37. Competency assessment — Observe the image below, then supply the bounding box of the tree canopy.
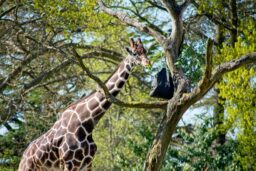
[0,0,255,170]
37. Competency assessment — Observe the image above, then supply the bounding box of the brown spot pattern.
[18,54,138,171]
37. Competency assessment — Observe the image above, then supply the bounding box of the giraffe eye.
[132,53,139,59]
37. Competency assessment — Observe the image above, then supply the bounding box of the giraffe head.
[126,38,151,67]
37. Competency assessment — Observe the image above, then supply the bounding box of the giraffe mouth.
[141,58,151,68]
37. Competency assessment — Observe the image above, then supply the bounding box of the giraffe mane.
[66,59,126,110]
[103,59,126,84]
[66,90,96,109]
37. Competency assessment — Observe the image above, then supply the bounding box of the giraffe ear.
[125,47,133,55]
[136,38,142,45]
[130,38,135,48]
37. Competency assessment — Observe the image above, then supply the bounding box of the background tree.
[0,0,255,170]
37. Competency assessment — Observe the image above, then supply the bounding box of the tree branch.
[144,51,256,170]
[73,48,167,109]
[98,0,165,44]
[0,5,17,19]
[67,44,123,62]
[191,51,256,105]
[23,74,83,94]
[145,0,167,12]
[190,0,233,31]
[23,60,72,90]
[229,0,238,46]
[160,0,179,18]
[0,54,38,93]
[180,0,191,13]
[158,0,186,75]
[204,39,213,79]
[211,52,256,81]
[23,50,121,91]
[110,2,164,36]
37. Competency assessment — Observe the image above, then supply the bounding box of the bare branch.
[23,50,120,91]
[180,0,191,12]
[145,0,167,12]
[157,0,185,76]
[16,31,29,53]
[192,52,256,104]
[67,44,123,62]
[144,52,256,170]
[23,74,82,94]
[113,1,164,36]
[73,48,167,109]
[98,0,165,44]
[160,0,179,19]
[190,0,233,31]
[229,0,238,45]
[211,52,256,81]
[0,5,17,19]
[204,39,213,79]
[0,54,37,93]
[73,48,111,96]
[23,60,72,90]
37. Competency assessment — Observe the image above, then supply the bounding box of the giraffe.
[18,38,150,171]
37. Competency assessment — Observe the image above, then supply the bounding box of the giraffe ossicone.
[18,38,150,171]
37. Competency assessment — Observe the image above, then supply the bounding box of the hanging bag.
[150,68,174,99]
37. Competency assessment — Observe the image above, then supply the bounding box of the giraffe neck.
[92,58,134,124]
[105,58,133,97]
[70,57,134,128]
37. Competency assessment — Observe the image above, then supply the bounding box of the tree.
[163,114,242,171]
[0,0,131,169]
[0,0,161,170]
[98,0,256,170]
[0,0,255,170]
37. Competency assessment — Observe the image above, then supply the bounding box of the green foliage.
[176,43,204,86]
[0,125,27,170]
[215,18,256,170]
[32,0,127,46]
[1,0,255,170]
[163,115,242,171]
[92,75,160,170]
[197,0,226,16]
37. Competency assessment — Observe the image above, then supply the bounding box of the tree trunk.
[213,89,226,145]
[98,1,256,170]
[143,80,195,171]
[143,98,189,171]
